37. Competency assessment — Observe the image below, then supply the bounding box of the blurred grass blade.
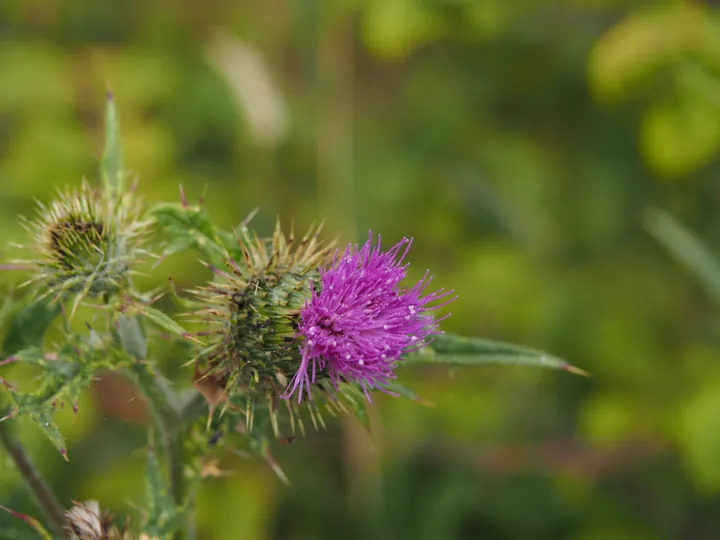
[101,91,124,193]
[645,207,720,306]
[405,333,587,375]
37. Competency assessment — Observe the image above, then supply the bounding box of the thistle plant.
[0,94,586,540]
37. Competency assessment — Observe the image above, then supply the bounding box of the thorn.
[179,184,189,208]
[0,377,17,392]
[199,183,208,206]
[60,448,69,462]
[181,332,203,345]
[0,408,18,422]
[242,208,259,227]
[151,253,167,271]
[563,364,591,377]
[263,447,289,485]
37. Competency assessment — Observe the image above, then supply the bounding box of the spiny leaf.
[150,202,229,267]
[1,343,119,456]
[101,91,124,193]
[644,207,720,307]
[405,333,588,375]
[27,409,67,459]
[132,304,193,341]
[118,314,148,360]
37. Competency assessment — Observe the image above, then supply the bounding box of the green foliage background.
[3,0,720,538]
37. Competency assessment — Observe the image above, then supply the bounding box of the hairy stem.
[130,362,188,540]
[0,420,68,538]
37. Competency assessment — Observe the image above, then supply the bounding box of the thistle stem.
[0,420,68,538]
[129,362,188,540]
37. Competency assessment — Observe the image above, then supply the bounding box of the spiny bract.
[16,181,148,305]
[192,221,342,435]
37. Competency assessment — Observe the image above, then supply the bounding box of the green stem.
[0,421,68,538]
[129,362,187,540]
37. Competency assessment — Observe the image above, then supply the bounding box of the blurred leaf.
[405,333,587,375]
[101,91,125,193]
[679,379,720,492]
[644,207,720,307]
[579,393,636,447]
[361,0,444,60]
[589,4,717,101]
[2,296,59,356]
[0,43,73,115]
[640,96,720,178]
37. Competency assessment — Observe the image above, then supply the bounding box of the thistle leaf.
[404,333,588,375]
[100,91,124,193]
[1,341,121,456]
[132,305,192,341]
[150,202,229,267]
[118,314,148,360]
[2,296,60,356]
[644,207,720,307]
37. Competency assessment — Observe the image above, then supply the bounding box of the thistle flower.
[192,221,334,432]
[194,224,454,436]
[15,181,147,305]
[287,233,455,401]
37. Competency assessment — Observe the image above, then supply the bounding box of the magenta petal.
[285,232,455,402]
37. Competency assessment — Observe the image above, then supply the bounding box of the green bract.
[16,181,148,306]
[191,222,337,433]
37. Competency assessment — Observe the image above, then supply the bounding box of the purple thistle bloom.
[286,233,455,402]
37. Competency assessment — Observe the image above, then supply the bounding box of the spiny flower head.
[287,233,455,401]
[192,221,335,432]
[16,181,148,303]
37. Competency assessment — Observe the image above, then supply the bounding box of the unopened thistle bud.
[16,181,147,304]
[193,224,454,435]
[65,500,128,540]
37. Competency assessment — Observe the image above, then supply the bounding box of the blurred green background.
[4,0,720,538]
